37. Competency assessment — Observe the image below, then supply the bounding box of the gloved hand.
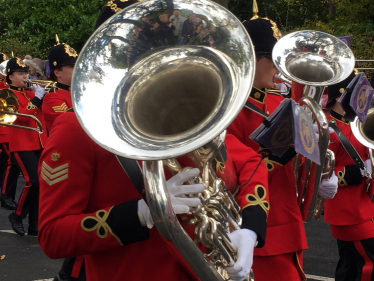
[137,199,154,229]
[318,172,338,199]
[137,168,204,229]
[312,123,335,141]
[225,229,257,281]
[32,84,46,99]
[166,168,204,214]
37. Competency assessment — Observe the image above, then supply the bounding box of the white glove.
[137,168,204,229]
[166,168,204,214]
[318,172,338,199]
[137,199,154,229]
[312,124,335,141]
[225,229,257,281]
[32,84,46,99]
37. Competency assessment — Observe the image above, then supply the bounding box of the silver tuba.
[351,98,374,188]
[71,0,256,280]
[272,30,355,221]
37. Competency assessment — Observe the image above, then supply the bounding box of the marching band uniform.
[0,52,21,210]
[227,17,307,281]
[324,75,374,281]
[6,58,47,236]
[38,110,269,281]
[43,43,77,133]
[39,2,269,280]
[43,43,84,281]
[43,82,73,133]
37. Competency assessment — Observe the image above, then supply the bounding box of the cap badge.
[53,61,57,66]
[16,58,26,68]
[339,88,345,93]
[64,44,78,58]
[51,152,61,161]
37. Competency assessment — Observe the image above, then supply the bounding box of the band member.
[42,43,78,133]
[324,72,374,281]
[6,58,47,236]
[0,52,20,210]
[37,108,268,281]
[227,16,337,280]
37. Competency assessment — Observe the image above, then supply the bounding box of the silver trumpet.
[71,0,256,280]
[272,30,355,221]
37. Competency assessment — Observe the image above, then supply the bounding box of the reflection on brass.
[71,1,257,280]
[0,89,43,133]
[273,30,354,222]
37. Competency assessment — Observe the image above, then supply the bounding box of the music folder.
[338,72,374,123]
[250,99,320,165]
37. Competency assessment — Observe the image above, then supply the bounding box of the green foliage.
[228,0,329,32]
[228,0,374,78]
[0,0,104,59]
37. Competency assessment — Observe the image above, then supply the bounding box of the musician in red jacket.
[0,52,21,210]
[5,58,47,236]
[324,73,374,281]
[42,43,77,133]
[38,109,269,281]
[227,16,337,280]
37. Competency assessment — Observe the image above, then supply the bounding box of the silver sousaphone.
[272,30,355,221]
[71,0,255,280]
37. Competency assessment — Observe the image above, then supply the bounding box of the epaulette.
[48,86,56,93]
[331,109,349,124]
[249,88,266,104]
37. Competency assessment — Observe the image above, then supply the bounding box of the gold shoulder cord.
[106,0,129,13]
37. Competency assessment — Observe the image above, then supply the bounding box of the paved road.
[0,177,339,281]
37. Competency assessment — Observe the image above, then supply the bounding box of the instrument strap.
[328,121,365,170]
[245,101,269,118]
[66,108,147,200]
[116,156,147,202]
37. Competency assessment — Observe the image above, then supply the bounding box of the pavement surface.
[0,177,340,281]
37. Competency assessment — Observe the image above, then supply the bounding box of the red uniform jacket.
[0,79,10,143]
[227,88,308,256]
[8,85,47,152]
[38,112,269,281]
[42,82,73,133]
[324,110,374,241]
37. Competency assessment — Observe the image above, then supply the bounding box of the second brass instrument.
[272,30,355,221]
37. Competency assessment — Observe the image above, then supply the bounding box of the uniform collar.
[9,84,24,92]
[331,109,349,124]
[56,82,71,91]
[249,87,266,104]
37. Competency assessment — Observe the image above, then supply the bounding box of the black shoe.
[0,195,17,210]
[8,212,25,236]
[28,225,38,236]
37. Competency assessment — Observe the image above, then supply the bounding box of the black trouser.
[13,150,42,225]
[336,238,374,281]
[1,143,21,200]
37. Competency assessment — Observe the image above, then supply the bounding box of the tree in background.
[0,0,103,59]
[229,0,374,77]
[0,0,373,77]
